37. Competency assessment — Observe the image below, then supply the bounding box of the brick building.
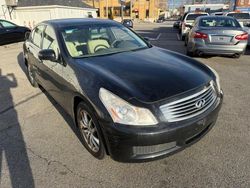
[84,0,167,21]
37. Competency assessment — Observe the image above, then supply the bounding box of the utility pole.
[120,0,125,21]
[106,0,109,18]
[130,0,133,19]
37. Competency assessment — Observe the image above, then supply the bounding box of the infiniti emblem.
[195,99,206,109]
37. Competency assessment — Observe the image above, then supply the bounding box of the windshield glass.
[227,13,250,19]
[186,14,208,21]
[61,24,148,58]
[199,17,241,27]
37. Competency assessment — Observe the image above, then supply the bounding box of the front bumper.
[100,92,223,162]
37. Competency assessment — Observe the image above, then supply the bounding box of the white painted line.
[148,33,162,41]
[177,33,180,41]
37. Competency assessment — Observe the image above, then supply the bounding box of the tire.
[27,63,38,87]
[232,54,241,59]
[186,48,195,57]
[184,37,188,46]
[76,102,105,159]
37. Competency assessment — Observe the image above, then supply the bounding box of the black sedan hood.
[76,47,213,103]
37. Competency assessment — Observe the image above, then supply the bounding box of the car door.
[39,25,65,105]
[27,25,46,85]
[0,20,22,44]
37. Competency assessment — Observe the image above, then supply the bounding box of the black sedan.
[0,19,30,45]
[173,20,181,29]
[121,19,133,28]
[23,18,223,162]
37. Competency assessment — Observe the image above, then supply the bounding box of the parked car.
[0,19,30,45]
[225,12,250,45]
[186,16,248,58]
[180,11,209,40]
[156,17,165,23]
[23,18,223,162]
[210,12,224,16]
[121,19,133,28]
[173,20,181,29]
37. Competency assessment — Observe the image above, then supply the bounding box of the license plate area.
[211,36,232,44]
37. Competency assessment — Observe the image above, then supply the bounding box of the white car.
[180,12,209,41]
[225,12,250,45]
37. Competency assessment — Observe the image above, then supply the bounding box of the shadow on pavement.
[17,52,83,150]
[0,69,35,187]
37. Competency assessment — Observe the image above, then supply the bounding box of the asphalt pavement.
[0,23,249,188]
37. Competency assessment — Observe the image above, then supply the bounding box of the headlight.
[207,65,221,92]
[99,88,158,126]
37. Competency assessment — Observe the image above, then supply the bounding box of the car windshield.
[61,24,148,58]
[186,14,207,21]
[199,17,241,27]
[227,13,250,19]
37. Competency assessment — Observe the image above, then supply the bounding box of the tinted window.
[227,13,250,19]
[42,25,58,52]
[199,17,241,27]
[0,20,16,28]
[186,14,208,21]
[32,25,45,47]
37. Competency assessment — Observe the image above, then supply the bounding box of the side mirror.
[25,31,30,40]
[144,37,150,42]
[38,49,56,62]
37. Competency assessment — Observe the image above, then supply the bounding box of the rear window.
[199,17,241,27]
[227,13,250,19]
[186,14,208,21]
[215,13,223,16]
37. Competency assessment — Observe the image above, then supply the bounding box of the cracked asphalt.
[0,23,250,188]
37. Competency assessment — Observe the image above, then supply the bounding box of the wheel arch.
[72,94,110,155]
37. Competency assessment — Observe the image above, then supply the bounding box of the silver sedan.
[186,16,248,58]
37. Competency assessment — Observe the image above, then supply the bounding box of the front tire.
[76,102,105,159]
[27,63,38,87]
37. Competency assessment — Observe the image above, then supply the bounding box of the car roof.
[43,18,119,28]
[225,12,250,15]
[186,12,208,15]
[197,15,236,20]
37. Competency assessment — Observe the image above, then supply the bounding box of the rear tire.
[27,63,38,88]
[232,54,241,59]
[184,37,188,46]
[186,45,195,57]
[76,102,105,159]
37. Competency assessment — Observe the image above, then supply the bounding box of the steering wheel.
[111,39,123,48]
[94,44,109,53]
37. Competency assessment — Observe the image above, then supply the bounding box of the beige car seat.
[87,39,110,54]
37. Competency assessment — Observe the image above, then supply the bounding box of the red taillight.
[235,33,249,41]
[193,32,208,39]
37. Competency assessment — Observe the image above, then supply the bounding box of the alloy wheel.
[78,110,100,153]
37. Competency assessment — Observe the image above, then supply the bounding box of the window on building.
[146,9,149,18]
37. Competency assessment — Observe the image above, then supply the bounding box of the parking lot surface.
[0,23,250,188]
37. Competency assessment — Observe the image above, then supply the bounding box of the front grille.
[160,82,218,122]
[133,142,176,155]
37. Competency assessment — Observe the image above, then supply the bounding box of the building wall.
[2,6,97,28]
[85,0,166,21]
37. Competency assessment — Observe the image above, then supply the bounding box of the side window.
[42,25,58,52]
[0,20,16,28]
[32,25,45,48]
